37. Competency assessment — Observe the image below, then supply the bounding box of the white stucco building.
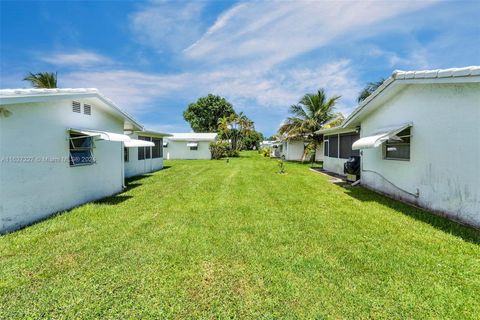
[0,88,151,233]
[279,139,324,162]
[323,66,480,227]
[124,131,172,178]
[164,133,217,160]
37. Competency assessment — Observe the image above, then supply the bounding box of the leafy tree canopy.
[23,72,58,88]
[183,94,236,132]
[357,78,385,103]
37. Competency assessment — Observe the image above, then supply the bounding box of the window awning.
[163,142,168,147]
[70,129,130,142]
[352,123,412,150]
[186,142,198,147]
[124,139,155,148]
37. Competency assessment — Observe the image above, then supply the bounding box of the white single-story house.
[164,133,217,160]
[322,66,480,228]
[279,139,324,162]
[318,127,360,175]
[0,88,152,233]
[124,130,172,178]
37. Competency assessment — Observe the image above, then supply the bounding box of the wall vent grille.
[84,104,91,115]
[72,101,81,113]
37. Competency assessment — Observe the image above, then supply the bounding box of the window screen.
[124,147,129,162]
[152,138,163,158]
[385,128,411,160]
[339,133,360,159]
[328,135,338,158]
[138,137,145,160]
[324,140,329,156]
[69,133,95,166]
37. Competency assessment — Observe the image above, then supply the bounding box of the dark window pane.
[124,147,129,162]
[339,133,360,159]
[328,135,338,158]
[324,141,329,156]
[138,136,145,160]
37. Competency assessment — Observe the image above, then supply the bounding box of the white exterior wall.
[281,140,324,161]
[323,157,347,175]
[0,100,125,233]
[165,140,212,160]
[124,133,164,178]
[360,83,480,227]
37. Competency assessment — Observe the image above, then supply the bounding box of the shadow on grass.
[94,195,133,205]
[343,186,480,245]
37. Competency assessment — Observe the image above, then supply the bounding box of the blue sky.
[1,0,479,136]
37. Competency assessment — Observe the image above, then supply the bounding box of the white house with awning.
[0,88,150,233]
[323,66,480,228]
[124,130,172,178]
[164,133,217,160]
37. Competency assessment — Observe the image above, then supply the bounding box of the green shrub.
[226,149,240,157]
[260,147,272,157]
[209,141,230,159]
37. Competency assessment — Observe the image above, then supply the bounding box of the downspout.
[121,143,126,189]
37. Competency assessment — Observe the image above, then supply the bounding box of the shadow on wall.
[343,186,480,245]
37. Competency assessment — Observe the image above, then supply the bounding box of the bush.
[209,141,230,159]
[260,147,272,157]
[226,149,240,157]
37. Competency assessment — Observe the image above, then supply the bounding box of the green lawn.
[1,152,479,319]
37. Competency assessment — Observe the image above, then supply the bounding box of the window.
[69,133,95,166]
[190,146,198,151]
[83,104,91,115]
[328,135,338,158]
[124,147,129,162]
[384,128,411,160]
[152,138,163,158]
[324,139,329,156]
[138,136,152,160]
[72,101,81,113]
[339,133,360,159]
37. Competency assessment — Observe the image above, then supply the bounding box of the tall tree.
[23,72,58,88]
[279,89,341,160]
[183,94,235,132]
[357,78,384,103]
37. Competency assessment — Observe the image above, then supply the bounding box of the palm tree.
[357,78,384,103]
[279,89,341,161]
[23,72,58,88]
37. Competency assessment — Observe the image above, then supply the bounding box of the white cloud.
[42,51,112,66]
[61,59,360,122]
[184,1,437,68]
[130,1,207,52]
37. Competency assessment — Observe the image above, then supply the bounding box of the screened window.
[384,128,411,160]
[190,146,198,151]
[339,133,360,159]
[152,138,163,158]
[69,133,95,166]
[324,139,329,156]
[328,135,338,158]
[137,136,152,160]
[124,147,129,162]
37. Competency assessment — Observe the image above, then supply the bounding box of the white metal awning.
[352,123,412,150]
[124,139,155,148]
[163,142,168,147]
[186,142,198,147]
[70,129,131,142]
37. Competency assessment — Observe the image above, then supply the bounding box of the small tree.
[23,72,58,88]
[183,94,235,132]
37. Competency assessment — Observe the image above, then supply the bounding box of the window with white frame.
[384,128,411,160]
[152,138,163,158]
[69,133,95,166]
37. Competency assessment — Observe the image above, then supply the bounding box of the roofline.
[0,88,144,131]
[317,126,359,135]
[342,66,480,128]
[135,130,172,138]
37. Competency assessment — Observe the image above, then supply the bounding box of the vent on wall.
[84,104,91,115]
[72,101,81,113]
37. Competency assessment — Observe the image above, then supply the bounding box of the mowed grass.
[1,152,479,319]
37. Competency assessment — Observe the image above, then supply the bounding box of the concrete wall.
[124,133,164,178]
[323,157,347,175]
[359,82,480,227]
[281,140,323,161]
[0,99,126,233]
[165,140,212,160]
